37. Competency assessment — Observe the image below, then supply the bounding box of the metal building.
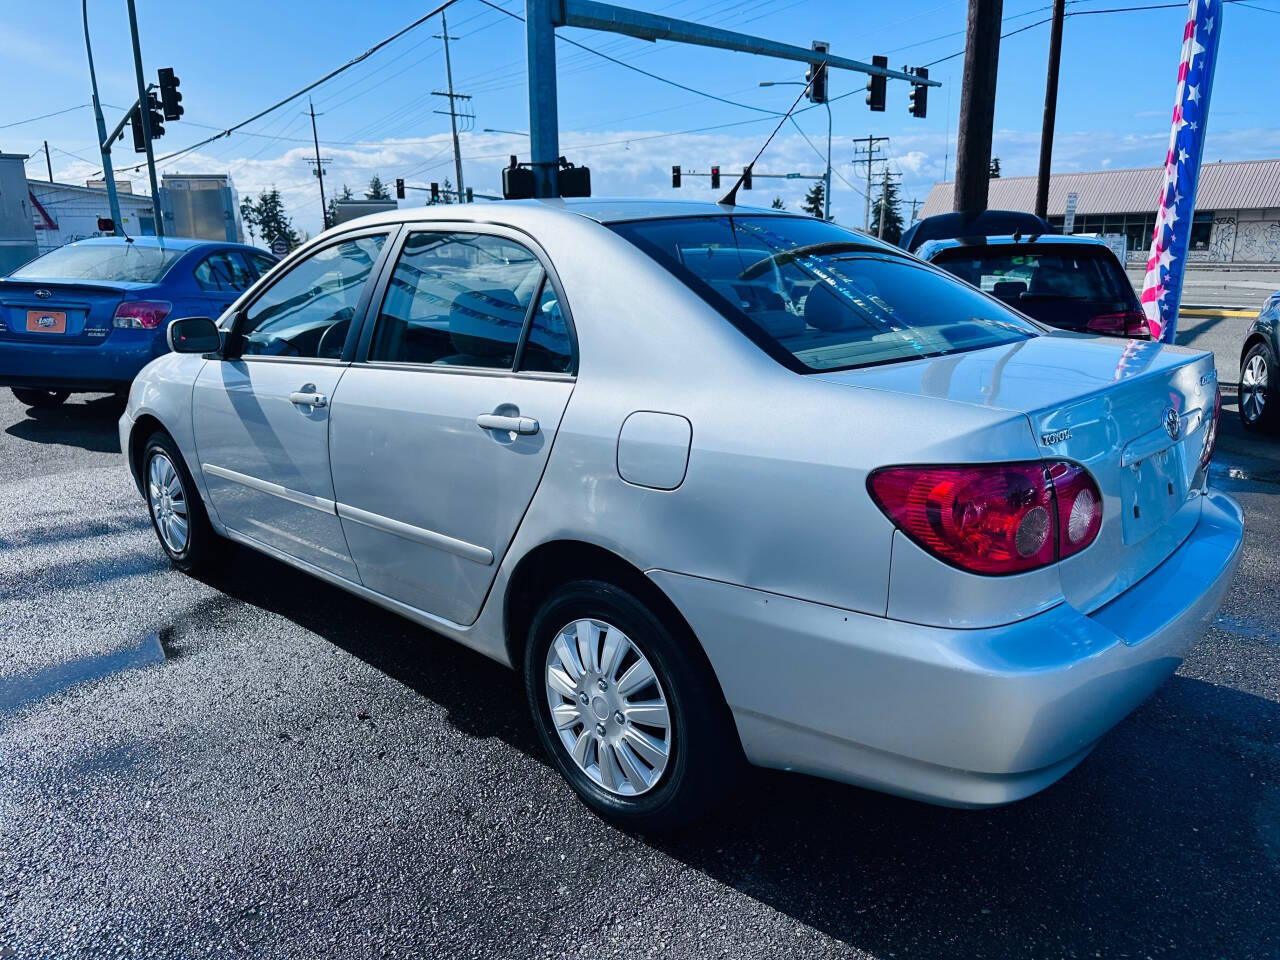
[0,154,39,275]
[158,174,244,242]
[920,158,1280,264]
[28,180,156,254]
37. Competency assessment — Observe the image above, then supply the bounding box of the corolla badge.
[1163,406,1181,441]
[34,288,51,299]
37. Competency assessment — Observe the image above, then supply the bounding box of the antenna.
[719,62,824,208]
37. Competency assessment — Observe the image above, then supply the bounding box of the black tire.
[1239,340,1279,434]
[12,388,69,409]
[141,430,218,573]
[524,579,742,832]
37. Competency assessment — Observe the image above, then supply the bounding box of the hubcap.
[147,451,189,555]
[544,618,672,797]
[1242,353,1268,422]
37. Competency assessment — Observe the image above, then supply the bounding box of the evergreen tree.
[366,174,391,200]
[239,197,257,244]
[248,188,299,251]
[325,183,355,228]
[989,157,1002,178]
[871,177,905,245]
[771,196,785,210]
[801,181,825,219]
[441,178,456,205]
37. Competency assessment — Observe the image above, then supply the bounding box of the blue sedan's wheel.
[11,388,69,409]
[142,431,218,573]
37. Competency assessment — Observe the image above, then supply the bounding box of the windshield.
[611,216,1037,373]
[10,243,185,283]
[931,245,1135,305]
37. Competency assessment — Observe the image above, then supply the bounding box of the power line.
[0,103,88,130]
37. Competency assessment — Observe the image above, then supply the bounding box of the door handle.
[289,391,328,408]
[476,413,539,435]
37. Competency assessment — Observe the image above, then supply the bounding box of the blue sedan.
[0,236,275,408]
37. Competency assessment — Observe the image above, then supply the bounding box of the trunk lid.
[820,332,1217,614]
[0,279,146,346]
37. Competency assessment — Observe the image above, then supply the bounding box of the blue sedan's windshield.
[11,243,185,283]
[611,215,1038,372]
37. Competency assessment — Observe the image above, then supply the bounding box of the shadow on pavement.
[197,543,1280,959]
[4,394,125,454]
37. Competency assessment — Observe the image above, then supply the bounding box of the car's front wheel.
[1239,341,1278,433]
[524,580,741,832]
[11,388,69,409]
[142,431,218,573]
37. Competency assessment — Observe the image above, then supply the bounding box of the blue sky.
[3,0,1277,236]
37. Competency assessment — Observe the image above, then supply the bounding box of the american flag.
[1139,0,1223,343]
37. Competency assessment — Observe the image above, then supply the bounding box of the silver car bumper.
[649,488,1244,807]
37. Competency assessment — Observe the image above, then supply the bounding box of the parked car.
[898,208,1054,254]
[916,234,1150,339]
[0,235,276,408]
[1239,289,1280,433]
[121,200,1241,830]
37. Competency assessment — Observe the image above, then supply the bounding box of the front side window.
[612,216,1037,373]
[195,251,254,292]
[248,252,278,278]
[238,234,386,359]
[370,232,544,370]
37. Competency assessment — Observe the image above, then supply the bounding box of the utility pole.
[308,99,329,229]
[909,197,922,222]
[852,135,888,231]
[953,0,1003,216]
[125,0,163,236]
[876,168,901,239]
[1034,0,1066,219]
[82,0,122,235]
[436,9,467,202]
[43,141,53,183]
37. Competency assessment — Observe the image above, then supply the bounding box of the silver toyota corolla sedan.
[120,199,1243,830]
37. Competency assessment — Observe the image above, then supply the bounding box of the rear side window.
[932,246,1135,306]
[194,251,254,292]
[248,252,278,278]
[369,232,545,370]
[612,216,1037,373]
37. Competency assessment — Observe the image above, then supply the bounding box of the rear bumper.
[649,488,1244,807]
[0,334,161,392]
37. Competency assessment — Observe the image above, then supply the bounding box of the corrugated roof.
[919,158,1280,218]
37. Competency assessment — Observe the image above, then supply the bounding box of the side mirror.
[167,316,222,354]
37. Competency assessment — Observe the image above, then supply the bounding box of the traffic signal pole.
[82,0,123,236]
[1034,0,1066,219]
[953,0,1003,216]
[125,0,163,236]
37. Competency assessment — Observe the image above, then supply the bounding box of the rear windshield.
[610,216,1037,373]
[931,245,1135,306]
[10,243,184,283]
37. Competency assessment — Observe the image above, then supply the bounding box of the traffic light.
[130,107,145,153]
[672,165,681,188]
[908,66,929,118]
[710,165,720,189]
[742,167,752,190]
[866,55,887,112]
[806,41,829,104]
[147,92,165,140]
[430,181,440,203]
[157,67,183,121]
[395,178,405,200]
[465,187,473,202]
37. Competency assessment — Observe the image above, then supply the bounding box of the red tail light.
[1200,385,1222,470]
[113,300,172,330]
[868,461,1103,576]
[1087,311,1149,339]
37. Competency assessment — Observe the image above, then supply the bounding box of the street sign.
[1063,191,1078,235]
[785,173,803,179]
[270,238,289,256]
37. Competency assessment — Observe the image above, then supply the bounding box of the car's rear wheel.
[1239,341,1278,433]
[524,580,740,832]
[142,431,218,573]
[11,388,69,409]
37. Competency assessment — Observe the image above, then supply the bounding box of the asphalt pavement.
[2,388,1279,960]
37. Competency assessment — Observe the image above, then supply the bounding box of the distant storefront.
[920,158,1280,265]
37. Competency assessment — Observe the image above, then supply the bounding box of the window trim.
[225,225,400,363]
[351,221,578,378]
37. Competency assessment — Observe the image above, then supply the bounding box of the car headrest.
[803,283,850,331]
[449,288,523,357]
[992,280,1027,299]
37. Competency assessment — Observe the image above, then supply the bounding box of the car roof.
[899,209,1055,253]
[917,233,1110,261]
[64,235,271,257]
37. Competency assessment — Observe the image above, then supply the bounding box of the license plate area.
[1120,442,1191,545]
[26,309,67,334]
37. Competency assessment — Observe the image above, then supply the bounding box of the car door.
[192,229,395,580]
[327,228,576,625]
[193,249,257,319]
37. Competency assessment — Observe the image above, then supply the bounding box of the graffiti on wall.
[1206,216,1236,263]
[1234,220,1280,263]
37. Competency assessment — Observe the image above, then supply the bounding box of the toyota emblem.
[1163,406,1181,441]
